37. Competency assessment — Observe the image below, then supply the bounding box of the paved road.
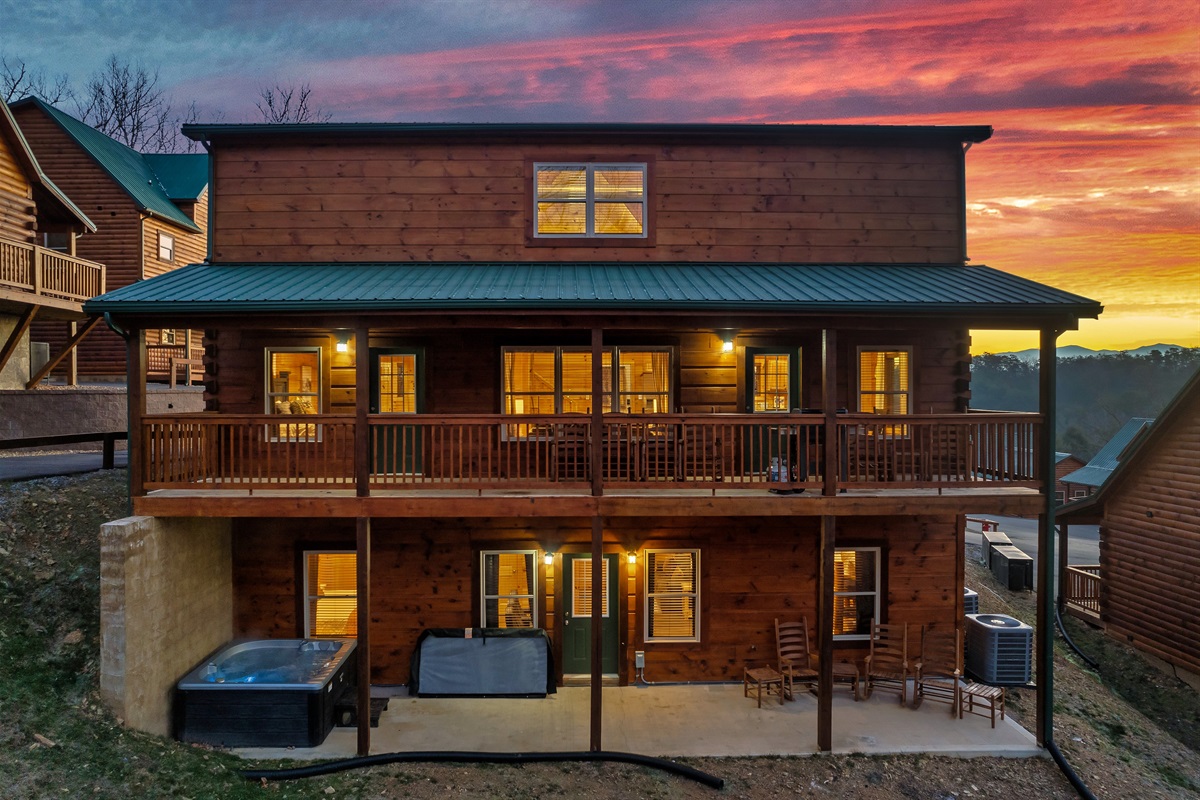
[966,514,1100,592]
[0,450,128,482]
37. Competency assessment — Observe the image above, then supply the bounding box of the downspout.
[1039,329,1099,800]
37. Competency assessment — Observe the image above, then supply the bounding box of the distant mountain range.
[992,344,1190,363]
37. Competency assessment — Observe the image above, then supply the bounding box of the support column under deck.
[356,516,371,756]
[1036,328,1059,747]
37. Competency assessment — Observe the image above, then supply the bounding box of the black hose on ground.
[1046,739,1099,800]
[1054,604,1100,670]
[242,750,725,789]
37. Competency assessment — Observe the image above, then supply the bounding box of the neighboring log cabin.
[9,97,207,384]
[1059,370,1199,681]
[0,100,102,389]
[85,122,1103,749]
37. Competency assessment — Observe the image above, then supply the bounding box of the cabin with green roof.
[0,100,102,389]
[9,97,207,384]
[85,121,1101,752]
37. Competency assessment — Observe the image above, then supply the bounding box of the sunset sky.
[3,0,1196,354]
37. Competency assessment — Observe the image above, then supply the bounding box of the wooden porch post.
[126,327,145,499]
[67,321,78,386]
[355,322,370,497]
[821,329,838,497]
[356,516,371,756]
[589,327,604,751]
[1057,521,1069,614]
[817,515,835,752]
[1036,327,1060,747]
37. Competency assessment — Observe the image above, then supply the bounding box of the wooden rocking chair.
[864,620,910,705]
[912,626,961,714]
[775,618,818,700]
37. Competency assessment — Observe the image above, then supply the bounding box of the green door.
[745,349,801,480]
[561,553,619,676]
[370,349,422,474]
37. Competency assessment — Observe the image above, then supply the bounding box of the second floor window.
[158,232,175,262]
[858,348,910,416]
[502,347,671,416]
[534,163,646,237]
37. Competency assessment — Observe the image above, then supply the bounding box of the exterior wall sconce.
[544,552,554,566]
[720,330,737,352]
[627,552,637,565]
[335,334,350,354]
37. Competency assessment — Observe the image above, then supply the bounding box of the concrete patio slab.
[236,682,1040,762]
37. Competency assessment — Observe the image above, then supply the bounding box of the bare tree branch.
[1,55,73,104]
[255,82,332,123]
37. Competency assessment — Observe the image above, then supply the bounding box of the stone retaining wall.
[100,516,232,736]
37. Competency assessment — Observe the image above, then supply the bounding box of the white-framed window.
[534,163,647,237]
[303,551,357,638]
[266,347,321,440]
[833,547,880,640]
[161,329,178,346]
[481,550,537,629]
[42,231,71,252]
[645,549,699,642]
[1056,490,1067,504]
[158,231,175,262]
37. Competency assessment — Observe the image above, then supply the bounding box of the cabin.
[1053,452,1086,504]
[9,97,207,385]
[0,100,103,390]
[1059,371,1199,682]
[85,122,1102,748]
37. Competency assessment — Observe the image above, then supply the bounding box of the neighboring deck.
[0,237,105,315]
[132,411,1045,517]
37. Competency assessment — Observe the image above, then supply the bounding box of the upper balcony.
[132,410,1044,518]
[0,237,105,307]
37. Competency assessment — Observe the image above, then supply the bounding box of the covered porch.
[238,683,1038,760]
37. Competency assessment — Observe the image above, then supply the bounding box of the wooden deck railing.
[138,411,1043,494]
[1063,565,1102,621]
[0,238,105,302]
[147,343,204,384]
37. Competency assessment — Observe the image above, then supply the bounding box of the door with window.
[561,553,619,676]
[745,349,802,480]
[370,349,422,474]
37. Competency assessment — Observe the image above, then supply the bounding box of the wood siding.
[210,141,965,264]
[206,327,967,419]
[232,514,958,684]
[0,128,36,244]
[13,104,208,378]
[1100,390,1200,674]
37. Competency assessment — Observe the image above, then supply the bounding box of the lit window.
[645,549,699,641]
[534,163,646,237]
[266,347,320,440]
[858,349,910,415]
[481,551,537,628]
[503,347,670,417]
[752,353,793,412]
[833,547,880,640]
[161,329,178,346]
[158,232,175,262]
[304,551,356,638]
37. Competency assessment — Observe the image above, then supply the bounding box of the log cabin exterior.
[1059,370,1199,679]
[0,100,103,389]
[9,97,207,384]
[86,122,1102,750]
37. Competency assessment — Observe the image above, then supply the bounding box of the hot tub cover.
[409,628,556,697]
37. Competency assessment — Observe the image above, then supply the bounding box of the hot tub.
[175,639,357,747]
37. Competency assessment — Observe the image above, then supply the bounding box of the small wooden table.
[743,666,785,707]
[834,661,861,701]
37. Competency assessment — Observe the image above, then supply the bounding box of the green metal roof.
[1060,417,1155,488]
[183,121,992,147]
[12,98,202,233]
[142,153,208,201]
[85,262,1102,319]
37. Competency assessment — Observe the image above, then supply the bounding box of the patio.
[236,683,1040,761]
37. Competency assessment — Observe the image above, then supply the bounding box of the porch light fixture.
[720,330,737,352]
[543,552,554,566]
[335,334,350,354]
[627,552,637,565]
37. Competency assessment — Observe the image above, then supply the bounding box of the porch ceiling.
[84,262,1102,323]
